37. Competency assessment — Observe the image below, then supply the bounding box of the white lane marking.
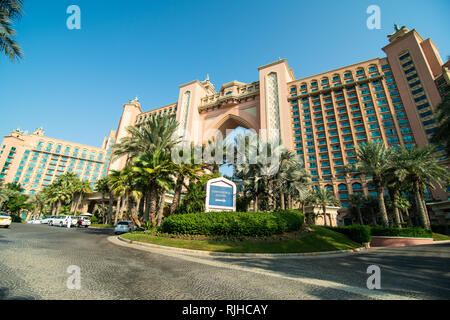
[108,236,416,300]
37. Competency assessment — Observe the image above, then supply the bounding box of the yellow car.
[0,212,12,228]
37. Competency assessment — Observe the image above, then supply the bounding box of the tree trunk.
[421,198,431,228]
[356,206,363,225]
[322,205,328,226]
[56,201,62,216]
[76,193,83,214]
[169,175,183,215]
[114,196,121,226]
[280,193,285,210]
[149,192,157,227]
[414,181,430,229]
[287,194,292,210]
[156,192,166,226]
[144,192,151,222]
[390,189,401,228]
[370,208,377,225]
[120,194,128,220]
[107,192,113,224]
[254,180,259,212]
[128,195,141,228]
[376,183,389,227]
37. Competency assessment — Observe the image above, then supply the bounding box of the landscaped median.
[119,210,363,254]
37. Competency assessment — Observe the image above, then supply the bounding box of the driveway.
[0,223,449,300]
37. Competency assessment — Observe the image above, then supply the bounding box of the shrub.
[161,210,305,237]
[370,226,432,238]
[431,224,449,235]
[324,225,372,244]
[11,214,22,223]
[90,216,98,224]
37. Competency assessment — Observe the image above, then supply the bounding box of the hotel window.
[385,129,395,136]
[419,110,433,118]
[403,135,413,142]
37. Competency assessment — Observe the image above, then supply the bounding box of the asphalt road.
[0,223,449,300]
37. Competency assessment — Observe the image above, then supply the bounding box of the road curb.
[115,235,366,258]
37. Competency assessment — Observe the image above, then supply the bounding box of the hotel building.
[0,127,115,194]
[110,26,450,211]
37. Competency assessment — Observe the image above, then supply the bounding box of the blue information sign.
[209,185,234,207]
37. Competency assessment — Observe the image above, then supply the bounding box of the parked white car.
[74,216,91,228]
[0,212,12,228]
[27,218,42,224]
[52,215,77,227]
[40,216,52,224]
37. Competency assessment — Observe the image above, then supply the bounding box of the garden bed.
[121,226,361,254]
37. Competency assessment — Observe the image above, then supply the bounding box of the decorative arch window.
[338,184,348,191]
[352,182,362,190]
[356,68,365,76]
[310,80,318,88]
[325,185,334,192]
[344,71,353,79]
[368,65,378,73]
[332,74,340,82]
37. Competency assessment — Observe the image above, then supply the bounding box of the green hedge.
[160,210,305,237]
[370,226,432,238]
[324,225,372,244]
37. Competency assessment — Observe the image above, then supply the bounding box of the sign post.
[205,177,236,212]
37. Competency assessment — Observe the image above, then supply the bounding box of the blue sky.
[0,0,449,147]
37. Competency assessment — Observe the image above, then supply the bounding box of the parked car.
[0,212,12,228]
[40,216,52,224]
[52,215,77,227]
[114,221,135,234]
[75,216,91,228]
[47,216,57,226]
[27,218,42,224]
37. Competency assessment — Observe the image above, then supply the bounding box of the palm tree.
[349,141,391,227]
[0,0,23,61]
[25,192,46,221]
[0,188,9,207]
[96,177,113,224]
[391,145,450,230]
[309,187,340,226]
[275,149,310,210]
[349,193,365,225]
[363,194,379,225]
[112,115,179,162]
[169,154,202,216]
[131,150,174,226]
[431,85,450,154]
[71,179,92,214]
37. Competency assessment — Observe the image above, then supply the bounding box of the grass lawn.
[120,226,362,254]
[432,233,450,241]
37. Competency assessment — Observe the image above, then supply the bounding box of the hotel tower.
[110,26,450,210]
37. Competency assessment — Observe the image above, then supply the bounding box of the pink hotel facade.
[110,26,450,209]
[0,26,448,211]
